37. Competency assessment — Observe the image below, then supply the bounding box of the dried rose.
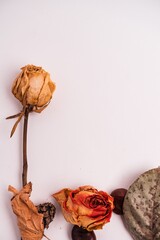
[7,64,56,137]
[52,185,114,231]
[8,182,44,240]
[12,64,56,112]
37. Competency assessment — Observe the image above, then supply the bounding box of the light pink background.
[0,1,160,239]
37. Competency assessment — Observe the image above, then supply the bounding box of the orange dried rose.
[53,185,114,231]
[8,182,44,240]
[12,64,56,112]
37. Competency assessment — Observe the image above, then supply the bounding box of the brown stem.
[21,106,33,240]
[22,106,33,187]
[22,107,29,187]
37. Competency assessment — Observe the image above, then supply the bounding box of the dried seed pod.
[123,167,160,240]
[37,202,56,229]
[72,225,96,240]
[8,182,44,240]
[111,188,127,215]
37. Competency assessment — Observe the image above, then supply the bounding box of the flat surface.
[0,1,160,239]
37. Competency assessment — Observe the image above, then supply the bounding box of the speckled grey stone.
[123,168,160,240]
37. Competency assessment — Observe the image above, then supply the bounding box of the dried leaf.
[8,182,44,240]
[9,111,24,137]
[123,167,160,240]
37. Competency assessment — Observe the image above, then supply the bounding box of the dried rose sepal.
[8,182,44,240]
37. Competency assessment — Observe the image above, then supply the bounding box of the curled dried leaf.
[8,182,44,240]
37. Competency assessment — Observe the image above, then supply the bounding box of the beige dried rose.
[7,64,56,137]
[12,64,56,112]
[8,182,44,240]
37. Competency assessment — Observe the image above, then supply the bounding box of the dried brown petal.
[8,182,44,240]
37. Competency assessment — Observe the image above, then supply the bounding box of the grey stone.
[123,168,160,240]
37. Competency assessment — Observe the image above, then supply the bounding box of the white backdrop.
[0,1,160,239]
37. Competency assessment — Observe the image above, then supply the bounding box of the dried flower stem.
[22,105,33,187]
[21,106,32,239]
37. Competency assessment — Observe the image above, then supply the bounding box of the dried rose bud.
[12,64,56,112]
[7,64,56,137]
